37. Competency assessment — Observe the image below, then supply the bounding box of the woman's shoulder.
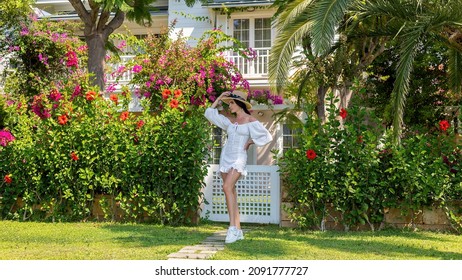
[248,116,257,122]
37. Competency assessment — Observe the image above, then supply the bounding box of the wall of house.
[249,107,279,166]
[117,18,168,37]
[168,0,214,45]
[126,0,169,35]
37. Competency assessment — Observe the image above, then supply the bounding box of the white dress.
[205,108,273,177]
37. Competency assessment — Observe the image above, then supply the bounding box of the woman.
[204,91,273,243]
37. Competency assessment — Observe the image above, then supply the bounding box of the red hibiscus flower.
[109,94,118,104]
[136,120,145,129]
[57,114,68,125]
[70,152,79,161]
[120,111,129,121]
[439,120,450,131]
[4,174,12,184]
[174,89,182,98]
[162,89,172,99]
[86,90,97,101]
[339,108,348,119]
[170,99,179,109]
[306,149,317,160]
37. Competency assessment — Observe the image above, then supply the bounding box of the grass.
[212,225,462,260]
[0,221,221,260]
[1,221,461,260]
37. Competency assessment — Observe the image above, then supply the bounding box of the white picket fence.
[201,164,280,224]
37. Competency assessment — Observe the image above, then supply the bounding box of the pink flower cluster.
[30,89,63,119]
[133,65,143,73]
[31,94,51,119]
[66,50,78,68]
[0,130,15,147]
[249,90,283,105]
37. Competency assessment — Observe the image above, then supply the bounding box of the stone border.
[168,229,249,260]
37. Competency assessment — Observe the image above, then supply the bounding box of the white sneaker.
[225,227,239,244]
[237,229,244,241]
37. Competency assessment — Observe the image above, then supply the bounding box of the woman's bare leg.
[221,169,241,229]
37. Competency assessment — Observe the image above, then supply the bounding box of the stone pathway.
[167,229,248,260]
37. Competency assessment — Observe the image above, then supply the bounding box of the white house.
[32,0,300,225]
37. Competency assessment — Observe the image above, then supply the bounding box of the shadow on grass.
[99,223,220,247]
[219,227,462,260]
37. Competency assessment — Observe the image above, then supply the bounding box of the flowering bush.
[0,17,85,100]
[112,27,252,112]
[279,92,462,231]
[249,89,283,105]
[0,21,216,224]
[1,73,209,224]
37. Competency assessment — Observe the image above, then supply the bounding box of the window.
[231,17,272,75]
[232,18,271,49]
[282,124,301,154]
[233,19,250,48]
[254,18,272,48]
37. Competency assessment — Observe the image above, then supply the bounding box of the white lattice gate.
[201,164,280,224]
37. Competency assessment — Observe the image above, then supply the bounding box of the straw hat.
[221,90,252,109]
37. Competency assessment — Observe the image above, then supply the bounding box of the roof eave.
[202,1,274,8]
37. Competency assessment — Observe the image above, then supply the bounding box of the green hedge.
[0,19,256,225]
[278,93,462,231]
[0,85,209,224]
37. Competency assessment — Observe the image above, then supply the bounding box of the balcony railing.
[106,56,135,84]
[106,47,270,85]
[226,47,270,78]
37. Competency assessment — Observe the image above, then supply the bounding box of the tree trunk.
[316,86,327,123]
[86,34,107,90]
[69,1,126,90]
[337,81,353,109]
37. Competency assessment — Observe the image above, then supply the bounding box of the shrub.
[0,71,210,224]
[0,20,255,225]
[112,27,252,113]
[279,92,462,231]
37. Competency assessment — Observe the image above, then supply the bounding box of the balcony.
[106,56,135,84]
[106,47,270,85]
[226,47,270,78]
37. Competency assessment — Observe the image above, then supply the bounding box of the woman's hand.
[220,92,230,100]
[244,140,254,151]
[211,91,230,108]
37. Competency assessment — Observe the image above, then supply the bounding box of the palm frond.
[390,24,424,146]
[354,0,418,22]
[296,69,313,105]
[272,107,305,127]
[269,18,314,93]
[274,0,315,31]
[310,0,354,56]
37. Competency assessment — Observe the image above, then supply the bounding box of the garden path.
[167,229,249,260]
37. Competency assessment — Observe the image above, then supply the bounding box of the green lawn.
[1,221,461,260]
[0,221,221,260]
[213,225,462,260]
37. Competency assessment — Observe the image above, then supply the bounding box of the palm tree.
[270,0,462,145]
[270,0,387,122]
[69,0,157,90]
